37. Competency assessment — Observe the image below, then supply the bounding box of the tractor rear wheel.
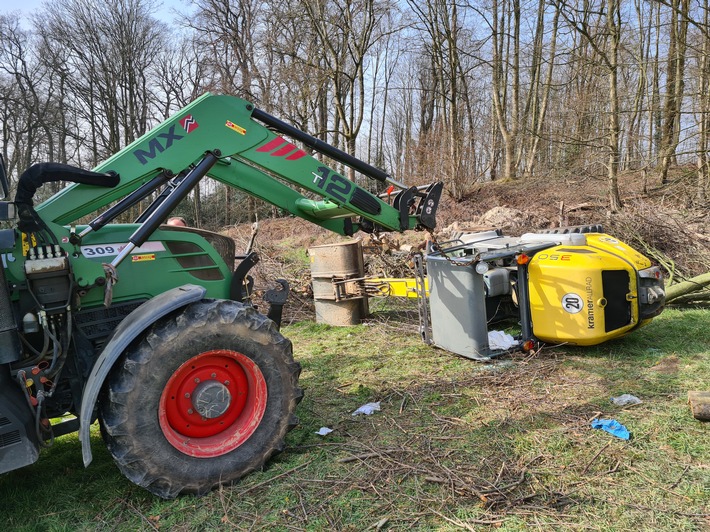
[98,299,302,499]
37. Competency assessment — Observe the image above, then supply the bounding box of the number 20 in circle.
[561,293,583,314]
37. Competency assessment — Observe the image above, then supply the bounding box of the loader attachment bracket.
[264,279,290,329]
[230,252,259,303]
[393,187,416,231]
[416,181,443,230]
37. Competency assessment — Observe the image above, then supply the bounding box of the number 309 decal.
[81,241,166,258]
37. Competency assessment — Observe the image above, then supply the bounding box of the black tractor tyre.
[98,299,302,499]
[539,224,603,234]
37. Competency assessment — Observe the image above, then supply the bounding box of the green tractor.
[0,93,442,498]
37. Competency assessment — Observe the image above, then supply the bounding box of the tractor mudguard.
[79,284,206,467]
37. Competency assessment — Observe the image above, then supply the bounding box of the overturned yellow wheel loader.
[372,226,665,360]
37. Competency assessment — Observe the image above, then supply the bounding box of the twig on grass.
[624,463,692,501]
[429,507,508,528]
[217,484,238,528]
[669,465,690,490]
[338,451,387,463]
[581,442,610,474]
[125,500,159,532]
[238,460,314,495]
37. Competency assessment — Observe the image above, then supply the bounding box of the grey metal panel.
[426,255,491,360]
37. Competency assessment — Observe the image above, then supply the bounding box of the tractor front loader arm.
[35,93,442,236]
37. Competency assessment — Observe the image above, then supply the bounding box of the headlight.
[639,266,663,280]
[638,266,665,318]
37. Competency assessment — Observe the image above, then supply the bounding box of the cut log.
[688,391,710,421]
[665,272,710,302]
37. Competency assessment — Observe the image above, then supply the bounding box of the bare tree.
[557,0,623,210]
[621,0,652,172]
[691,0,710,203]
[522,0,560,178]
[300,0,394,181]
[185,0,266,101]
[39,0,165,163]
[489,0,521,181]
[0,15,59,176]
[659,0,690,185]
[406,0,477,197]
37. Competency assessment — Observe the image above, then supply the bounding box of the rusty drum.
[308,241,368,325]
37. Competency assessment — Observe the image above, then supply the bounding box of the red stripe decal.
[256,137,287,152]
[272,143,297,157]
[286,150,307,161]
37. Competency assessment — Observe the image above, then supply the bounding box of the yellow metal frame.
[365,278,429,298]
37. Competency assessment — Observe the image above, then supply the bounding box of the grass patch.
[1,307,708,530]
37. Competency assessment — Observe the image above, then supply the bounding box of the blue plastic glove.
[591,418,630,440]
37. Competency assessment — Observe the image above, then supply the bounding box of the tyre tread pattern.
[99,300,302,498]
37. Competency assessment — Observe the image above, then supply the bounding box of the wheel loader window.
[602,270,632,332]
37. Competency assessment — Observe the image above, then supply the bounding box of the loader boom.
[36,93,442,235]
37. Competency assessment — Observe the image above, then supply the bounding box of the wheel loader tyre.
[98,299,302,499]
[539,224,603,234]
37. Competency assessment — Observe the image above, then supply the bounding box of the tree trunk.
[659,0,689,185]
[606,0,622,211]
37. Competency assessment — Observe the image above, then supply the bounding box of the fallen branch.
[581,442,610,475]
[668,292,710,306]
[338,452,384,463]
[429,508,507,529]
[665,272,710,302]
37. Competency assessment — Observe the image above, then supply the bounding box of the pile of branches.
[605,201,710,306]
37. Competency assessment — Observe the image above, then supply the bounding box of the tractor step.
[0,368,39,474]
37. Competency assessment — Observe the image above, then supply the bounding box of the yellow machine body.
[528,234,653,345]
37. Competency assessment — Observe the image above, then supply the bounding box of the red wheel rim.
[159,349,267,457]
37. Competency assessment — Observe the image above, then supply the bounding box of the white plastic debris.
[488,330,516,350]
[351,402,381,416]
[610,394,642,406]
[315,427,334,436]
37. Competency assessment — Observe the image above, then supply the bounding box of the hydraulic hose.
[14,163,119,206]
[14,163,119,235]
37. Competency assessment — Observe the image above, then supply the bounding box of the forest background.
[2,0,710,224]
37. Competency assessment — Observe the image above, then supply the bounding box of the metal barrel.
[308,241,367,326]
